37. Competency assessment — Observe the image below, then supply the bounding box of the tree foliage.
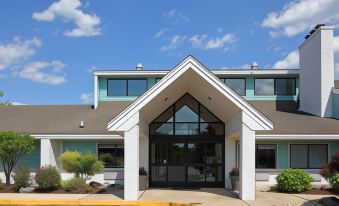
[0,131,35,184]
[59,151,103,178]
[0,91,11,105]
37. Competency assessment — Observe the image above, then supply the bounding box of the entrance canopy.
[107,56,273,132]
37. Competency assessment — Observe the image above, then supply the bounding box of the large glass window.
[150,93,224,136]
[255,79,274,95]
[224,78,246,96]
[256,144,276,169]
[290,144,328,169]
[107,79,147,96]
[275,79,296,95]
[98,144,124,168]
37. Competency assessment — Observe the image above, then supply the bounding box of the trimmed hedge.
[276,168,313,193]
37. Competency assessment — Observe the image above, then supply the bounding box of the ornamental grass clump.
[276,168,313,193]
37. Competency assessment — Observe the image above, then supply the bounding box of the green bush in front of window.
[276,168,313,193]
[329,173,339,191]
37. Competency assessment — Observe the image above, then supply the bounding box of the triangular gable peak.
[107,56,273,131]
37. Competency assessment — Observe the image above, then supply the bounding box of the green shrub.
[34,165,61,191]
[59,177,86,192]
[12,166,31,190]
[0,179,4,190]
[59,151,104,178]
[329,173,339,191]
[276,169,313,193]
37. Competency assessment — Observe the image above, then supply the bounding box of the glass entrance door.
[150,141,224,187]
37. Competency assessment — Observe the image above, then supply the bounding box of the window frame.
[106,78,147,97]
[254,78,296,96]
[289,144,328,169]
[98,144,124,168]
[223,78,246,96]
[255,144,277,169]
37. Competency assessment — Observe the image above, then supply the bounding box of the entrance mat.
[0,200,194,206]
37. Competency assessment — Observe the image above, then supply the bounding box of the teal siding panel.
[330,143,339,156]
[277,142,289,169]
[63,141,97,154]
[147,78,156,89]
[332,93,339,119]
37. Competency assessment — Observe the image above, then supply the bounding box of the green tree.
[0,91,11,105]
[0,131,35,184]
[59,151,103,178]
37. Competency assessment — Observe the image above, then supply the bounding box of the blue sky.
[0,0,338,105]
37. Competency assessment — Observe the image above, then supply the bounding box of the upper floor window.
[255,78,296,96]
[107,79,147,96]
[275,78,296,95]
[255,79,274,95]
[223,78,246,96]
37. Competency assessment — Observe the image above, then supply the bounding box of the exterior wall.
[332,92,339,119]
[299,26,334,117]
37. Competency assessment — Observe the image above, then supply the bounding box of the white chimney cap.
[80,121,84,128]
[251,62,259,69]
[136,63,143,70]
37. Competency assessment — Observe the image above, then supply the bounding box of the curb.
[0,200,194,206]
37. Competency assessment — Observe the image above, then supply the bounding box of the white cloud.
[11,101,26,105]
[163,9,189,22]
[262,0,339,37]
[80,92,93,104]
[335,62,339,72]
[189,33,235,50]
[0,37,41,70]
[32,0,101,37]
[15,61,66,85]
[160,35,186,52]
[220,64,251,70]
[154,28,170,39]
[272,50,299,69]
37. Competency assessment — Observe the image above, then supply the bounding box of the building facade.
[1,25,339,200]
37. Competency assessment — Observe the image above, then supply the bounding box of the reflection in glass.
[151,143,167,164]
[175,123,199,135]
[225,79,246,96]
[255,79,274,95]
[187,144,204,163]
[152,166,166,181]
[205,166,217,182]
[107,80,126,96]
[168,143,185,163]
[127,79,147,96]
[275,79,295,95]
[188,166,205,182]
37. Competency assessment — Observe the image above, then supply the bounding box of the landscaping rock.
[89,181,102,187]
[19,186,35,193]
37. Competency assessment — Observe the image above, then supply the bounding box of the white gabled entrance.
[107,56,273,200]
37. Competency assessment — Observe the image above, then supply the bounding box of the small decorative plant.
[12,165,31,191]
[276,168,312,193]
[329,173,339,191]
[320,152,339,191]
[35,165,61,191]
[139,167,147,175]
[229,167,239,176]
[229,167,239,191]
[59,177,86,192]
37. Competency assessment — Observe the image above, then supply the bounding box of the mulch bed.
[300,188,339,196]
[0,184,105,194]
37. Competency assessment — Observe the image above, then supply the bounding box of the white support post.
[225,136,236,189]
[239,123,256,200]
[124,124,140,200]
[40,139,52,167]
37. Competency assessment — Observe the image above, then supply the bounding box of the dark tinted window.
[98,144,124,168]
[256,144,276,169]
[255,79,274,95]
[290,144,328,169]
[275,79,296,95]
[225,79,246,96]
[107,80,126,96]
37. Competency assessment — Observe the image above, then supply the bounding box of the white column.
[40,139,60,167]
[124,124,140,200]
[239,123,256,200]
[225,136,236,189]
